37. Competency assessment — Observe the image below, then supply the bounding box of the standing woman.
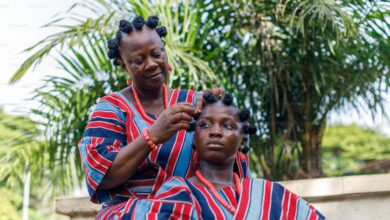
[78,15,249,218]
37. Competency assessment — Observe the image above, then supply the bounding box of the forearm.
[99,135,152,189]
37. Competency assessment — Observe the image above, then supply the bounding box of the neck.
[198,161,234,186]
[132,83,164,101]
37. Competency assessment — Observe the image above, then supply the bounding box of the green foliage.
[0,110,60,219]
[205,0,390,179]
[0,188,21,220]
[322,125,390,176]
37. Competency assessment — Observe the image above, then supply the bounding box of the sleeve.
[78,97,127,203]
[153,177,194,203]
[273,182,326,220]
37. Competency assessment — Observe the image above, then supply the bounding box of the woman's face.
[195,102,244,166]
[119,27,169,90]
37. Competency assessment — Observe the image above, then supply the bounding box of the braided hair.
[107,15,168,66]
[188,93,257,154]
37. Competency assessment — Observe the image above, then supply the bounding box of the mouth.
[146,72,162,79]
[205,141,224,150]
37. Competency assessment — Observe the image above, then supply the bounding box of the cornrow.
[107,15,167,66]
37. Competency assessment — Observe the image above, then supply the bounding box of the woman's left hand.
[195,85,225,113]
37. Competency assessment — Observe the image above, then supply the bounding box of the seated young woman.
[149,93,326,220]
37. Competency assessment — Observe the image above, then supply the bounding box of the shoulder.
[90,92,130,118]
[251,178,326,219]
[97,92,126,109]
[170,88,199,104]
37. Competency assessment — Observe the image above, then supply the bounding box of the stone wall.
[56,173,390,219]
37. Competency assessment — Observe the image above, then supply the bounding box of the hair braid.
[107,15,167,66]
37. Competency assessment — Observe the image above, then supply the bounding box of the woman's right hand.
[148,102,195,144]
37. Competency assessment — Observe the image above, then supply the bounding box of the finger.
[171,112,193,123]
[195,93,204,113]
[218,88,225,98]
[173,122,191,131]
[172,103,196,115]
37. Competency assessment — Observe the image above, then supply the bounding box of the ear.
[118,59,127,70]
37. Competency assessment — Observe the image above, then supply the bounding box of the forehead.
[120,27,163,51]
[200,102,239,120]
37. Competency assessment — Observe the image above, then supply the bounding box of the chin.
[199,152,230,166]
[146,77,165,88]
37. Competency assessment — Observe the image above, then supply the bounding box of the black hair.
[188,92,257,154]
[107,15,168,66]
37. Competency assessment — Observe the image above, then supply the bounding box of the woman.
[78,15,249,219]
[149,93,326,220]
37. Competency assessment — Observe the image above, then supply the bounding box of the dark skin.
[100,27,224,189]
[188,102,246,189]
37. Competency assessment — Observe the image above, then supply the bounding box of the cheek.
[226,133,242,147]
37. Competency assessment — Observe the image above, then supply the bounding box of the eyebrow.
[200,115,237,121]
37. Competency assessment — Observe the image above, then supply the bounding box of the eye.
[223,122,236,130]
[152,51,161,58]
[223,123,233,130]
[198,121,211,129]
[132,57,144,65]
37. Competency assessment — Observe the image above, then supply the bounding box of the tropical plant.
[205,0,390,179]
[0,109,63,219]
[322,125,390,176]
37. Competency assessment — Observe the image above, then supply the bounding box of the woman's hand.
[195,85,225,113]
[148,102,195,144]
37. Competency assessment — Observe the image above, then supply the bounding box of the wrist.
[148,127,160,144]
[143,128,159,149]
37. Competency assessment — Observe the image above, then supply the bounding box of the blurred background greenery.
[1,0,390,219]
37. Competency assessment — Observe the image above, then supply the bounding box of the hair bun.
[119,20,132,33]
[156,26,167,37]
[222,93,234,106]
[240,146,250,154]
[132,16,145,30]
[107,39,119,49]
[107,49,120,59]
[238,109,250,122]
[244,124,257,134]
[146,15,159,28]
[203,92,218,104]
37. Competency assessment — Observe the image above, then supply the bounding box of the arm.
[99,102,196,189]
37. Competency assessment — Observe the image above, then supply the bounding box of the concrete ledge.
[279,173,390,202]
[56,197,100,218]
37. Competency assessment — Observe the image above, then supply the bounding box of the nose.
[209,125,222,137]
[145,56,158,71]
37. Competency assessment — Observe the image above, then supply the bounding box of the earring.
[168,64,173,72]
[127,79,131,86]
